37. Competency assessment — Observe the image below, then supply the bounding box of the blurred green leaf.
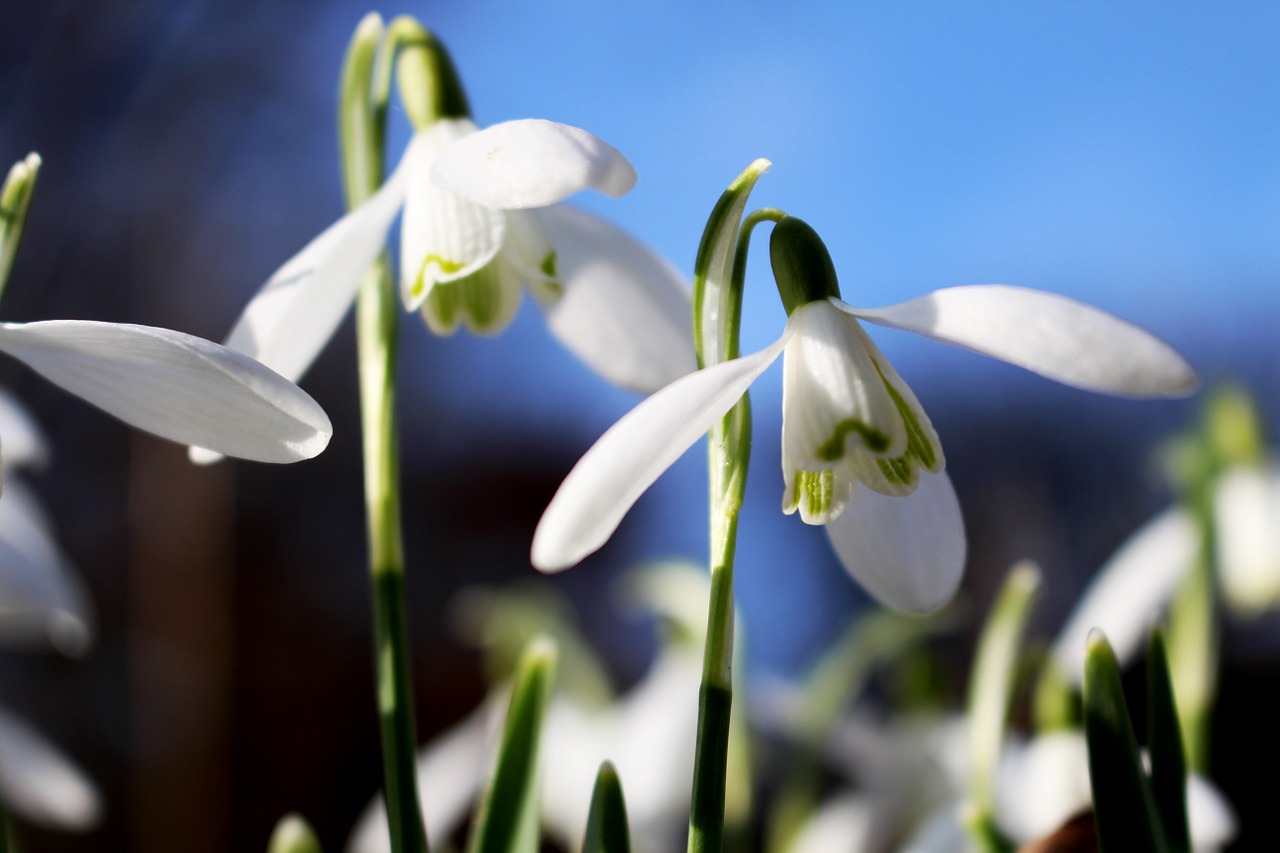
[467,637,557,853]
[1147,630,1190,853]
[583,761,631,853]
[1083,630,1165,853]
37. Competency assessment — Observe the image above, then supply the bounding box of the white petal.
[401,121,508,311]
[782,302,907,473]
[1052,507,1197,684]
[0,321,332,463]
[532,337,788,572]
[787,791,877,853]
[823,470,966,613]
[0,387,49,470]
[1213,464,1280,615]
[0,478,93,655]
[0,707,101,830]
[844,285,1198,397]
[221,139,411,384]
[536,205,695,393]
[995,732,1092,842]
[431,119,636,209]
[1187,772,1238,849]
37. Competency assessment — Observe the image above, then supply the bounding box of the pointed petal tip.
[431,119,637,209]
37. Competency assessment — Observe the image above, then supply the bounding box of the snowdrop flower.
[0,154,332,467]
[211,117,694,414]
[533,215,1196,613]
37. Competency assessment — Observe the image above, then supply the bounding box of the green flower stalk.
[339,14,429,853]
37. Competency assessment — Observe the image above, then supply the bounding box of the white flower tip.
[48,612,92,659]
[529,522,590,575]
[431,119,637,209]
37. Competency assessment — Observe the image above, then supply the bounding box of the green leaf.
[965,562,1040,839]
[467,637,558,853]
[0,152,40,303]
[691,159,771,367]
[267,814,322,853]
[583,761,632,853]
[1083,630,1165,853]
[1147,630,1191,853]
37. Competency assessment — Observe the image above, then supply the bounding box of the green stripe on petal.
[817,419,892,460]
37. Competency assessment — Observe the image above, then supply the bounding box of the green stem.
[341,15,428,853]
[687,200,781,853]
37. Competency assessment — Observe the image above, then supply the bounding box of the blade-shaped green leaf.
[966,562,1041,825]
[1147,630,1191,853]
[583,761,631,853]
[467,637,558,853]
[1083,630,1165,853]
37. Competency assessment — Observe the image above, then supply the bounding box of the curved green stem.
[686,161,777,852]
[341,15,428,853]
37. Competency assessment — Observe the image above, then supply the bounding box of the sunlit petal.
[401,120,507,311]
[0,321,332,463]
[823,470,965,613]
[0,707,101,830]
[843,285,1197,397]
[533,337,788,572]
[431,119,636,209]
[221,139,411,384]
[0,388,49,470]
[1052,507,1197,683]
[536,205,695,393]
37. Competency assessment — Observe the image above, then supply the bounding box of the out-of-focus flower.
[211,117,694,418]
[533,215,1196,613]
[0,389,91,656]
[348,565,721,853]
[1053,460,1280,682]
[0,707,102,831]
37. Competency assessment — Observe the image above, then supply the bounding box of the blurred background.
[0,0,1278,849]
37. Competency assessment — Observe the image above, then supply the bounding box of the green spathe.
[769,216,841,315]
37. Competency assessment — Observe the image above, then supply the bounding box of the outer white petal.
[431,119,637,209]
[0,321,332,463]
[788,791,877,853]
[0,707,102,830]
[0,478,93,655]
[1052,507,1197,684]
[823,470,966,613]
[843,285,1198,397]
[1187,772,1238,850]
[995,732,1092,843]
[536,205,695,393]
[221,139,412,384]
[0,388,49,469]
[401,121,507,311]
[532,336,788,572]
[1213,464,1280,615]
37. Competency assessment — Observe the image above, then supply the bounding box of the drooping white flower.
[211,118,694,420]
[0,706,102,831]
[533,249,1196,613]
